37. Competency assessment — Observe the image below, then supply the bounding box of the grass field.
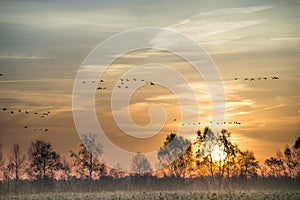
[2,190,300,200]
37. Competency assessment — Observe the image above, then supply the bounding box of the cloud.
[0,55,53,60]
[193,5,275,17]
[270,37,300,41]
[166,5,274,47]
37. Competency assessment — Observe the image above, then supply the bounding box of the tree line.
[0,127,299,192]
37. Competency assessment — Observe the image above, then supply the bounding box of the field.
[2,190,300,200]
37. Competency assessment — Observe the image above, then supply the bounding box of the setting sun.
[211,145,227,162]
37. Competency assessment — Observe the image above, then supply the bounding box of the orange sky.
[0,0,299,171]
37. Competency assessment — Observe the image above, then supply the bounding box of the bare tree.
[0,144,4,178]
[237,150,259,179]
[28,139,62,190]
[131,152,152,177]
[194,127,218,188]
[194,128,239,190]
[8,143,26,182]
[264,157,284,177]
[70,133,103,192]
[158,133,193,178]
[60,158,71,181]
[98,160,108,179]
[109,163,125,179]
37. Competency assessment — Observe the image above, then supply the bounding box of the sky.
[0,0,299,171]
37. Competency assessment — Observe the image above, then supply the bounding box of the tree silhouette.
[27,139,62,190]
[131,152,152,177]
[237,150,259,179]
[70,133,103,192]
[8,143,26,182]
[59,158,71,181]
[264,157,284,177]
[158,133,193,178]
[194,127,219,188]
[194,128,239,190]
[98,160,108,179]
[0,144,4,178]
[294,137,300,149]
[109,163,125,179]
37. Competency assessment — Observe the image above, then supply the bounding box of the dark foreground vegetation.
[3,190,300,200]
[0,128,299,198]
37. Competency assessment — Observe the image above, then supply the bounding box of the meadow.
[2,190,300,200]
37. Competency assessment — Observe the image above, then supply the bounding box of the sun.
[211,145,227,162]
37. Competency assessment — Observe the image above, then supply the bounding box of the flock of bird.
[81,76,281,92]
[81,77,156,91]
[179,121,242,126]
[1,107,50,132]
[234,76,279,81]
[1,73,281,135]
[116,77,155,89]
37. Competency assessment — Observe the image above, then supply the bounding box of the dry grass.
[2,190,300,200]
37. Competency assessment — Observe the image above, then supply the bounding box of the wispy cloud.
[194,5,274,18]
[166,5,273,47]
[270,37,300,41]
[0,55,53,60]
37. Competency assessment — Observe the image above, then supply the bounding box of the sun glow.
[211,145,227,162]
